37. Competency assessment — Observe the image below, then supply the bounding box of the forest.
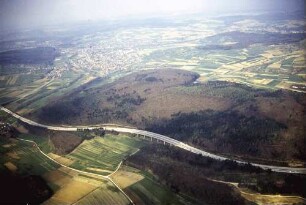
[126,144,306,203]
[147,110,286,159]
[0,47,58,65]
[200,31,306,50]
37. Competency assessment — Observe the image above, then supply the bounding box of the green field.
[0,139,59,176]
[66,134,147,175]
[76,181,130,205]
[0,137,132,205]
[112,166,196,205]
[128,176,188,205]
[19,134,55,154]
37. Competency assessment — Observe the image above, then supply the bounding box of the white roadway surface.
[1,106,306,174]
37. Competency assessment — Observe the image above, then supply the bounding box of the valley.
[0,9,305,205]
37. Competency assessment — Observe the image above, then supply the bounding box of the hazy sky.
[0,0,304,30]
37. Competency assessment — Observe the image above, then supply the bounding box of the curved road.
[1,106,306,174]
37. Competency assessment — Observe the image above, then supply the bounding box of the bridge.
[1,106,306,174]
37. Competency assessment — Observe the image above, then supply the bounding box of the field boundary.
[18,138,134,205]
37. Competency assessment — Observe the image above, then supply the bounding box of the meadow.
[66,134,146,175]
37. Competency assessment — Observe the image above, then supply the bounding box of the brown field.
[57,167,79,177]
[252,79,274,85]
[85,167,112,174]
[2,143,16,148]
[241,192,306,205]
[43,167,105,205]
[4,162,17,172]
[48,153,74,166]
[43,169,73,187]
[6,151,20,159]
[211,179,306,205]
[74,175,104,186]
[45,178,98,204]
[75,181,130,205]
[112,169,144,189]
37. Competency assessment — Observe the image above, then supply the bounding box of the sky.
[0,0,304,30]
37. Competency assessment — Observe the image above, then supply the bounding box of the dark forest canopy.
[0,47,58,65]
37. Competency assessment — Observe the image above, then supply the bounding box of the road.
[1,106,306,174]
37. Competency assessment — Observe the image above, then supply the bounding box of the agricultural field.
[198,43,306,92]
[43,168,130,205]
[112,165,195,205]
[0,121,195,205]
[0,139,59,176]
[0,9,305,205]
[18,133,55,154]
[0,136,131,205]
[75,181,130,205]
[66,134,147,175]
[0,12,305,117]
[240,191,306,205]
